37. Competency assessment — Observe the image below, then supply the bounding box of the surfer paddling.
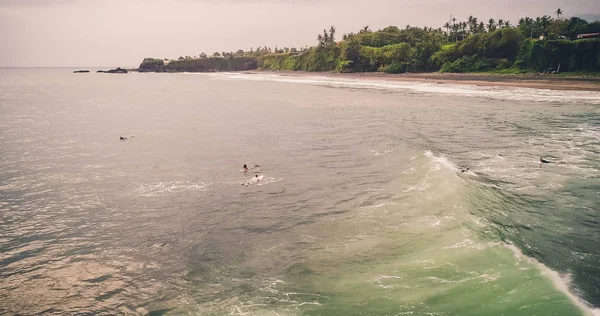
[242,164,261,173]
[240,174,263,187]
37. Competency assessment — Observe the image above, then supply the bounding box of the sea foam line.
[504,243,600,316]
[209,72,600,105]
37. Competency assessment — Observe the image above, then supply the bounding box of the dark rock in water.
[74,70,90,73]
[98,67,128,74]
[107,67,127,74]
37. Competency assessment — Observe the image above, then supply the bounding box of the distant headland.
[138,57,258,73]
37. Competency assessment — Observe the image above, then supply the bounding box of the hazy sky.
[1,0,598,67]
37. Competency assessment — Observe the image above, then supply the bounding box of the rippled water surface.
[1,69,599,315]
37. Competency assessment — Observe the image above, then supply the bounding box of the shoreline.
[250,70,600,92]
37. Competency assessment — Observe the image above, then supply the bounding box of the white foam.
[424,150,459,172]
[504,243,600,316]
[361,202,397,209]
[374,275,407,289]
[401,167,416,174]
[257,176,283,186]
[370,149,394,156]
[208,73,600,105]
[134,181,211,197]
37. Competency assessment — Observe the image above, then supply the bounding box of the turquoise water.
[0,69,599,315]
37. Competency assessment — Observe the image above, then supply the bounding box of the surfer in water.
[243,164,249,173]
[240,174,262,187]
[540,157,565,167]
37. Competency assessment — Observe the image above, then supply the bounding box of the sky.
[0,0,599,67]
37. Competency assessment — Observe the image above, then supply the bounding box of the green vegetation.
[139,10,600,75]
[139,57,257,72]
[514,38,600,72]
[258,25,445,73]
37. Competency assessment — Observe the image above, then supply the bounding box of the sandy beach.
[255,71,600,92]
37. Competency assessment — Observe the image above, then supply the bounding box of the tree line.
[141,9,600,74]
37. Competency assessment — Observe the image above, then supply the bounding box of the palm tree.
[443,21,451,40]
[525,17,534,26]
[498,19,504,28]
[519,17,535,37]
[467,15,474,34]
[466,16,479,34]
[504,21,511,28]
[329,26,336,43]
[444,21,451,34]
[478,22,485,33]
[472,17,478,33]
[488,18,496,32]
[539,15,551,31]
[451,17,457,41]
[555,8,563,20]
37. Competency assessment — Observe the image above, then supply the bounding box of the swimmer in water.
[243,164,248,172]
[540,157,552,164]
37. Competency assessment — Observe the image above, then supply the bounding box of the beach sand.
[253,71,600,92]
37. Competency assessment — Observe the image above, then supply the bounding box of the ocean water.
[0,68,599,315]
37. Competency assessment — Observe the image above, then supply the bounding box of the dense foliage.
[258,26,445,73]
[140,10,600,74]
[515,39,600,72]
[139,57,257,72]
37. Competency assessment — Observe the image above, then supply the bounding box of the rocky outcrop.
[73,70,90,73]
[97,67,128,74]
